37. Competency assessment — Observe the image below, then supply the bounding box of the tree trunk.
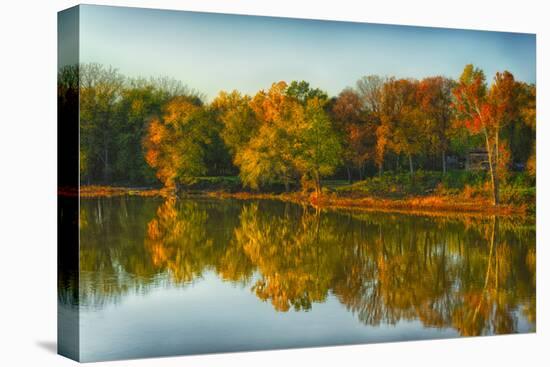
[103,146,109,183]
[396,155,400,172]
[102,129,110,184]
[495,126,500,203]
[315,171,321,197]
[483,130,499,205]
[346,166,352,184]
[442,150,447,174]
[408,154,414,177]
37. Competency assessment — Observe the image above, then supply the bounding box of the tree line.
[59,63,536,204]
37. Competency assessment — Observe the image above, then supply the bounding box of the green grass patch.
[332,170,534,205]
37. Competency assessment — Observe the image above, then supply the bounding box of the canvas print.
[58,4,536,362]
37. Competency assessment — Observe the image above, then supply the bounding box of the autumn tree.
[331,88,370,181]
[381,78,424,177]
[416,76,455,173]
[143,96,214,188]
[356,75,386,176]
[211,90,259,157]
[506,82,536,176]
[234,81,305,190]
[231,81,341,193]
[78,63,206,185]
[452,65,521,205]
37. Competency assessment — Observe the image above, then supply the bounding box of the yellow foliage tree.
[143,96,211,188]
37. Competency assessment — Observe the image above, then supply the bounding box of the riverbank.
[77,185,172,198]
[208,191,527,216]
[75,185,530,217]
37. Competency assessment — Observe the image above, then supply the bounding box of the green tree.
[58,64,80,187]
[113,80,162,184]
[286,80,328,104]
[79,63,124,183]
[297,97,342,196]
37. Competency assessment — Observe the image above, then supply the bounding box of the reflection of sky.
[79,271,459,362]
[70,5,536,100]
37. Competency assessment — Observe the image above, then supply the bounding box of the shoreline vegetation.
[74,186,528,217]
[209,191,526,216]
[74,171,534,217]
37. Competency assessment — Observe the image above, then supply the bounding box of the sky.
[74,4,536,101]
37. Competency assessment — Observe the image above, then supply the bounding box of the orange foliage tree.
[380,78,425,177]
[143,96,213,188]
[356,75,386,176]
[331,88,371,181]
[452,65,520,205]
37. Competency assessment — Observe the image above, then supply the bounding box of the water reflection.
[70,196,536,337]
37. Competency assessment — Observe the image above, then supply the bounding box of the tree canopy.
[65,62,536,203]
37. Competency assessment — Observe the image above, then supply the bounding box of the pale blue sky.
[77,4,536,100]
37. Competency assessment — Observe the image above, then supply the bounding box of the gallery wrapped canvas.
[58,4,536,362]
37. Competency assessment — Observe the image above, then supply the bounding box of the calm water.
[65,196,536,361]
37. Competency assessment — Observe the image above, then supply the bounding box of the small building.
[466,148,490,171]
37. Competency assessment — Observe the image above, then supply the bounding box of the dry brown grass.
[314,194,524,216]
[210,190,525,216]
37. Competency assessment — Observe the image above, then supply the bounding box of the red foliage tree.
[452,65,519,205]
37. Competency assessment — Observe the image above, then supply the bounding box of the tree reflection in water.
[72,196,535,336]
